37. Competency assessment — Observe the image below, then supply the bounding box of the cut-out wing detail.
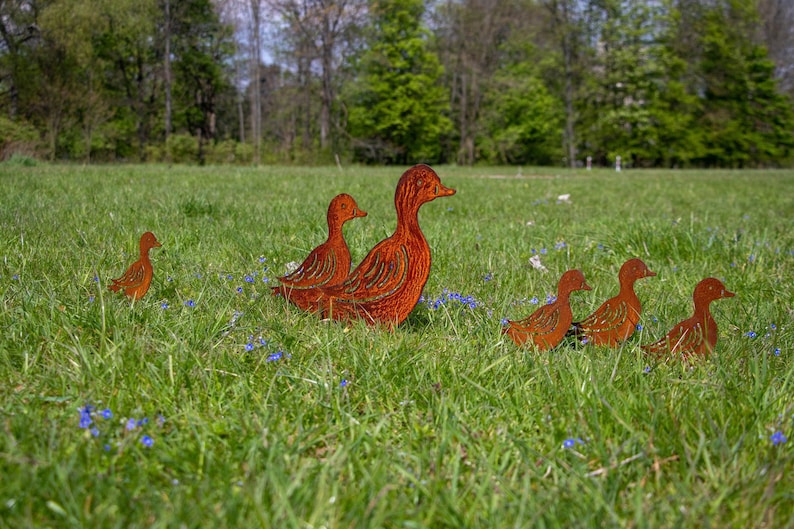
[109,262,145,290]
[279,249,339,289]
[510,305,561,336]
[575,299,628,334]
[322,244,409,304]
[643,321,705,358]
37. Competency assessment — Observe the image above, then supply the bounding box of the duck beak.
[153,240,162,248]
[722,289,736,298]
[355,208,368,218]
[646,270,657,277]
[434,182,456,197]
[583,281,592,291]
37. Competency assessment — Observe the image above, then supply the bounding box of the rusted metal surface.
[503,269,591,350]
[308,164,455,328]
[273,193,367,310]
[642,277,735,359]
[568,258,656,346]
[108,231,162,300]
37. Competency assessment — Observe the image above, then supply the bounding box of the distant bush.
[0,116,41,161]
[1,152,39,166]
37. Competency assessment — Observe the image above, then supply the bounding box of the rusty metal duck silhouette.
[567,258,656,346]
[108,231,162,300]
[273,193,367,310]
[641,277,735,360]
[308,164,456,328]
[503,269,591,350]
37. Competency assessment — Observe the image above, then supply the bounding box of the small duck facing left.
[108,231,162,300]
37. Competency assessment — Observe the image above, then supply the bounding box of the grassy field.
[0,162,792,528]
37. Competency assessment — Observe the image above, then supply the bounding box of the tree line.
[1,0,793,168]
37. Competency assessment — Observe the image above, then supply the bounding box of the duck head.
[619,258,656,283]
[558,269,592,296]
[693,277,735,305]
[140,231,162,253]
[330,193,367,225]
[395,164,456,213]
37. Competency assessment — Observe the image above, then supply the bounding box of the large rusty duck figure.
[568,258,656,346]
[503,269,591,351]
[642,277,735,360]
[273,193,367,310]
[108,231,162,300]
[310,164,455,328]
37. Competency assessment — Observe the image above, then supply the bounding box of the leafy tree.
[695,0,794,167]
[346,0,451,164]
[171,0,235,164]
[479,55,563,165]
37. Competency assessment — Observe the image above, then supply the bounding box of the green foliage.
[347,0,452,164]
[0,116,41,160]
[0,164,793,527]
[480,61,563,165]
[696,2,794,167]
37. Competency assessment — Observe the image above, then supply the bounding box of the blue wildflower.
[267,351,284,362]
[562,438,584,449]
[581,337,589,345]
[530,297,539,305]
[184,299,195,307]
[636,324,643,331]
[547,294,557,304]
[161,302,169,310]
[484,273,493,282]
[744,331,757,339]
[244,275,254,283]
[540,248,547,255]
[90,427,100,437]
[12,274,19,280]
[126,418,137,431]
[555,242,566,250]
[340,379,348,388]
[236,287,243,294]
[644,366,651,373]
[770,324,777,330]
[770,431,787,446]
[79,405,94,429]
[141,435,154,448]
[774,348,781,357]
[88,296,95,303]
[245,343,254,351]
[500,318,509,326]
[100,409,112,420]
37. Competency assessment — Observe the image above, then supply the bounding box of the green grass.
[0,164,792,528]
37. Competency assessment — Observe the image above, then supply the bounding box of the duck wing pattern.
[280,248,339,289]
[643,320,705,358]
[109,262,145,291]
[322,243,409,304]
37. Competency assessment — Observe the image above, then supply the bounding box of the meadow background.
[0,162,792,528]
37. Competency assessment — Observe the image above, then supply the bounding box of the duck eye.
[417,179,423,186]
[341,203,346,209]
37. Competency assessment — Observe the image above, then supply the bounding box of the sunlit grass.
[0,163,792,528]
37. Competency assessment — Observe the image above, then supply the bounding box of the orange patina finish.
[568,258,656,346]
[642,277,735,360]
[273,193,367,310]
[306,164,455,328]
[108,231,162,300]
[503,269,591,351]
